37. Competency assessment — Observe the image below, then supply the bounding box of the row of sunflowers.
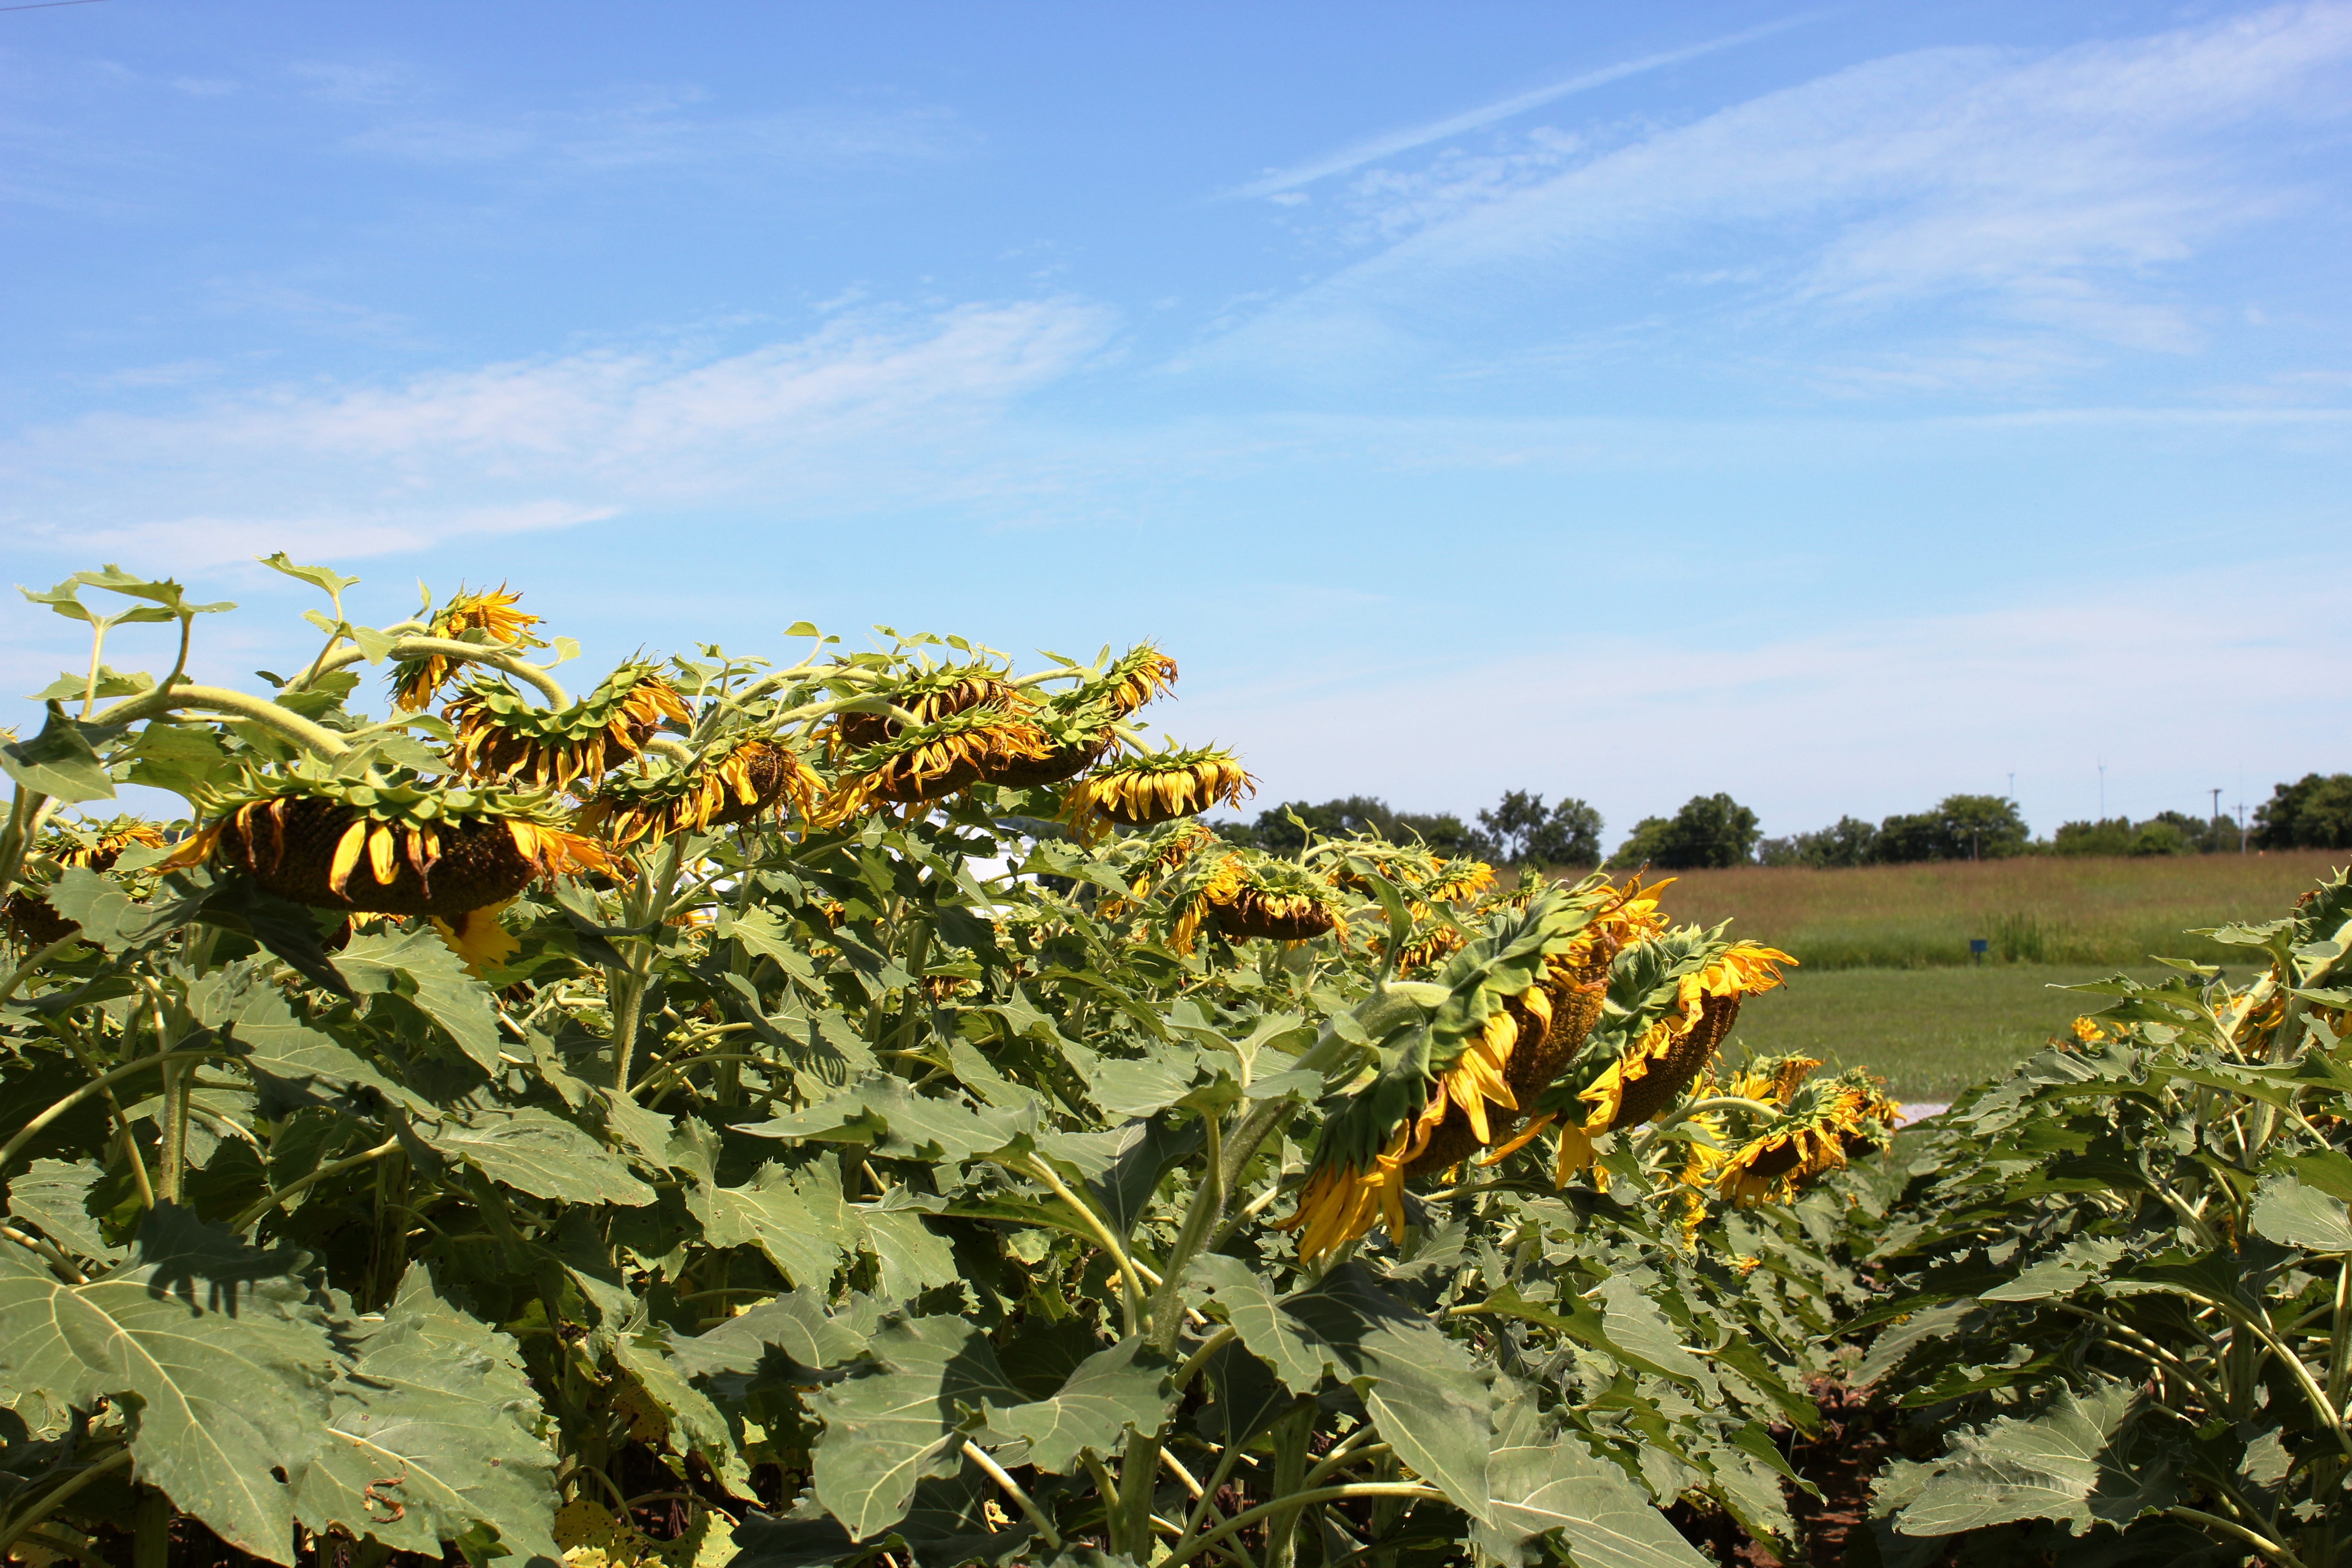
[1,559,1896,1568]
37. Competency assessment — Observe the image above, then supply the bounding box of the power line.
[0,1,111,13]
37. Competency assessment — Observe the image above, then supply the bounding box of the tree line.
[1218,771,2352,870]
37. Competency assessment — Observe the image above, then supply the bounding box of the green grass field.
[1622,852,2349,1100]
[1641,849,2343,970]
[1720,963,2182,1102]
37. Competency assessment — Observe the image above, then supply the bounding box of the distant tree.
[1474,790,1603,867]
[1608,817,1671,870]
[1758,815,1878,868]
[2051,818,2139,857]
[1225,796,1477,857]
[1612,793,1760,870]
[1872,795,2029,863]
[2253,774,2352,850]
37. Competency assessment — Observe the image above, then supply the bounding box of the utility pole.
[2210,787,2222,849]
[2239,801,2249,854]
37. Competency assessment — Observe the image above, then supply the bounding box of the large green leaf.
[0,1206,338,1565]
[425,1105,654,1207]
[338,928,501,1072]
[290,1264,560,1561]
[612,1323,755,1498]
[2250,1173,2352,1254]
[671,1289,867,1385]
[811,1315,1023,1542]
[193,961,431,1117]
[980,1337,1174,1474]
[5,1157,124,1268]
[735,1073,1022,1164]
[1,707,117,804]
[1282,1264,1497,1527]
[1474,1400,1710,1568]
[1186,1252,1329,1395]
[1891,1378,2171,1538]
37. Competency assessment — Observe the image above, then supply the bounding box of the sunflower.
[577,737,823,848]
[819,706,1051,823]
[389,584,544,711]
[445,662,689,793]
[980,699,1115,790]
[1096,644,1179,716]
[1063,746,1253,837]
[1577,941,1795,1135]
[1277,886,1622,1259]
[169,772,610,919]
[1715,1122,1850,1205]
[2,818,169,948]
[431,898,521,975]
[1203,856,1346,944]
[828,663,1021,754]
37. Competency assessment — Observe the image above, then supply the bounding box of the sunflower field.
[0,559,1927,1568]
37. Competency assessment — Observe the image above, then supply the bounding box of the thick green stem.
[1218,985,1427,1196]
[231,1136,401,1231]
[1167,1484,1443,1568]
[316,635,570,707]
[0,1047,234,1177]
[131,1485,171,1568]
[1262,1403,1313,1568]
[1150,1113,1225,1355]
[0,1447,132,1558]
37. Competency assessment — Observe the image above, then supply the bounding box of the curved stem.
[0,1047,235,1178]
[99,683,351,759]
[0,933,86,1004]
[316,636,570,707]
[1170,1326,1239,1396]
[962,1441,1062,1551]
[0,1446,133,1558]
[1021,1155,1145,1339]
[2,1223,88,1284]
[1165,1485,1445,1568]
[230,1136,401,1231]
[2162,1507,2302,1567]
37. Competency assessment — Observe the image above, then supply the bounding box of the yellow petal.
[328,820,368,896]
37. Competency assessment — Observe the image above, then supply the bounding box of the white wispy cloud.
[1,299,1121,568]
[1223,13,1823,200]
[1200,4,2352,378]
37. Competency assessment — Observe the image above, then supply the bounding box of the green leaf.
[1475,1399,1710,1568]
[290,1263,560,1560]
[734,1073,1022,1164]
[2250,1174,2352,1253]
[71,564,232,617]
[672,1289,867,1384]
[1892,1378,2171,1538]
[426,1105,655,1207]
[1187,1252,1330,1395]
[812,1315,1023,1542]
[1597,1277,1711,1390]
[121,718,232,800]
[24,666,153,704]
[0,1205,338,1565]
[1281,1264,1497,1526]
[337,928,501,1072]
[259,552,359,600]
[1,707,117,803]
[2271,1148,2352,1203]
[980,1337,1174,1474]
[612,1323,756,1498]
[5,1157,125,1268]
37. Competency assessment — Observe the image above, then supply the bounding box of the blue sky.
[5,0,2347,845]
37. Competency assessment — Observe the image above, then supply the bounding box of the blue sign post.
[1969,938,1989,966]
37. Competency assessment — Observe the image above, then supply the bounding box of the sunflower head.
[3,818,173,948]
[1095,644,1179,716]
[1062,746,1254,838]
[828,663,1021,754]
[445,662,688,793]
[1203,855,1347,945]
[818,706,1050,823]
[577,735,823,848]
[173,767,608,918]
[390,584,545,710]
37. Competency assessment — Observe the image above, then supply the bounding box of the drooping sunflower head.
[1202,854,1347,946]
[3,818,174,949]
[1095,643,1179,716]
[1556,928,1798,1142]
[982,698,1116,791]
[1062,746,1253,838]
[1715,1119,1847,1206]
[828,662,1021,754]
[818,705,1050,824]
[1723,1052,1825,1106]
[445,662,689,794]
[170,768,610,918]
[390,584,544,710]
[577,735,823,848]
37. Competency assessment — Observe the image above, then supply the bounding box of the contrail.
[1223,12,1825,201]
